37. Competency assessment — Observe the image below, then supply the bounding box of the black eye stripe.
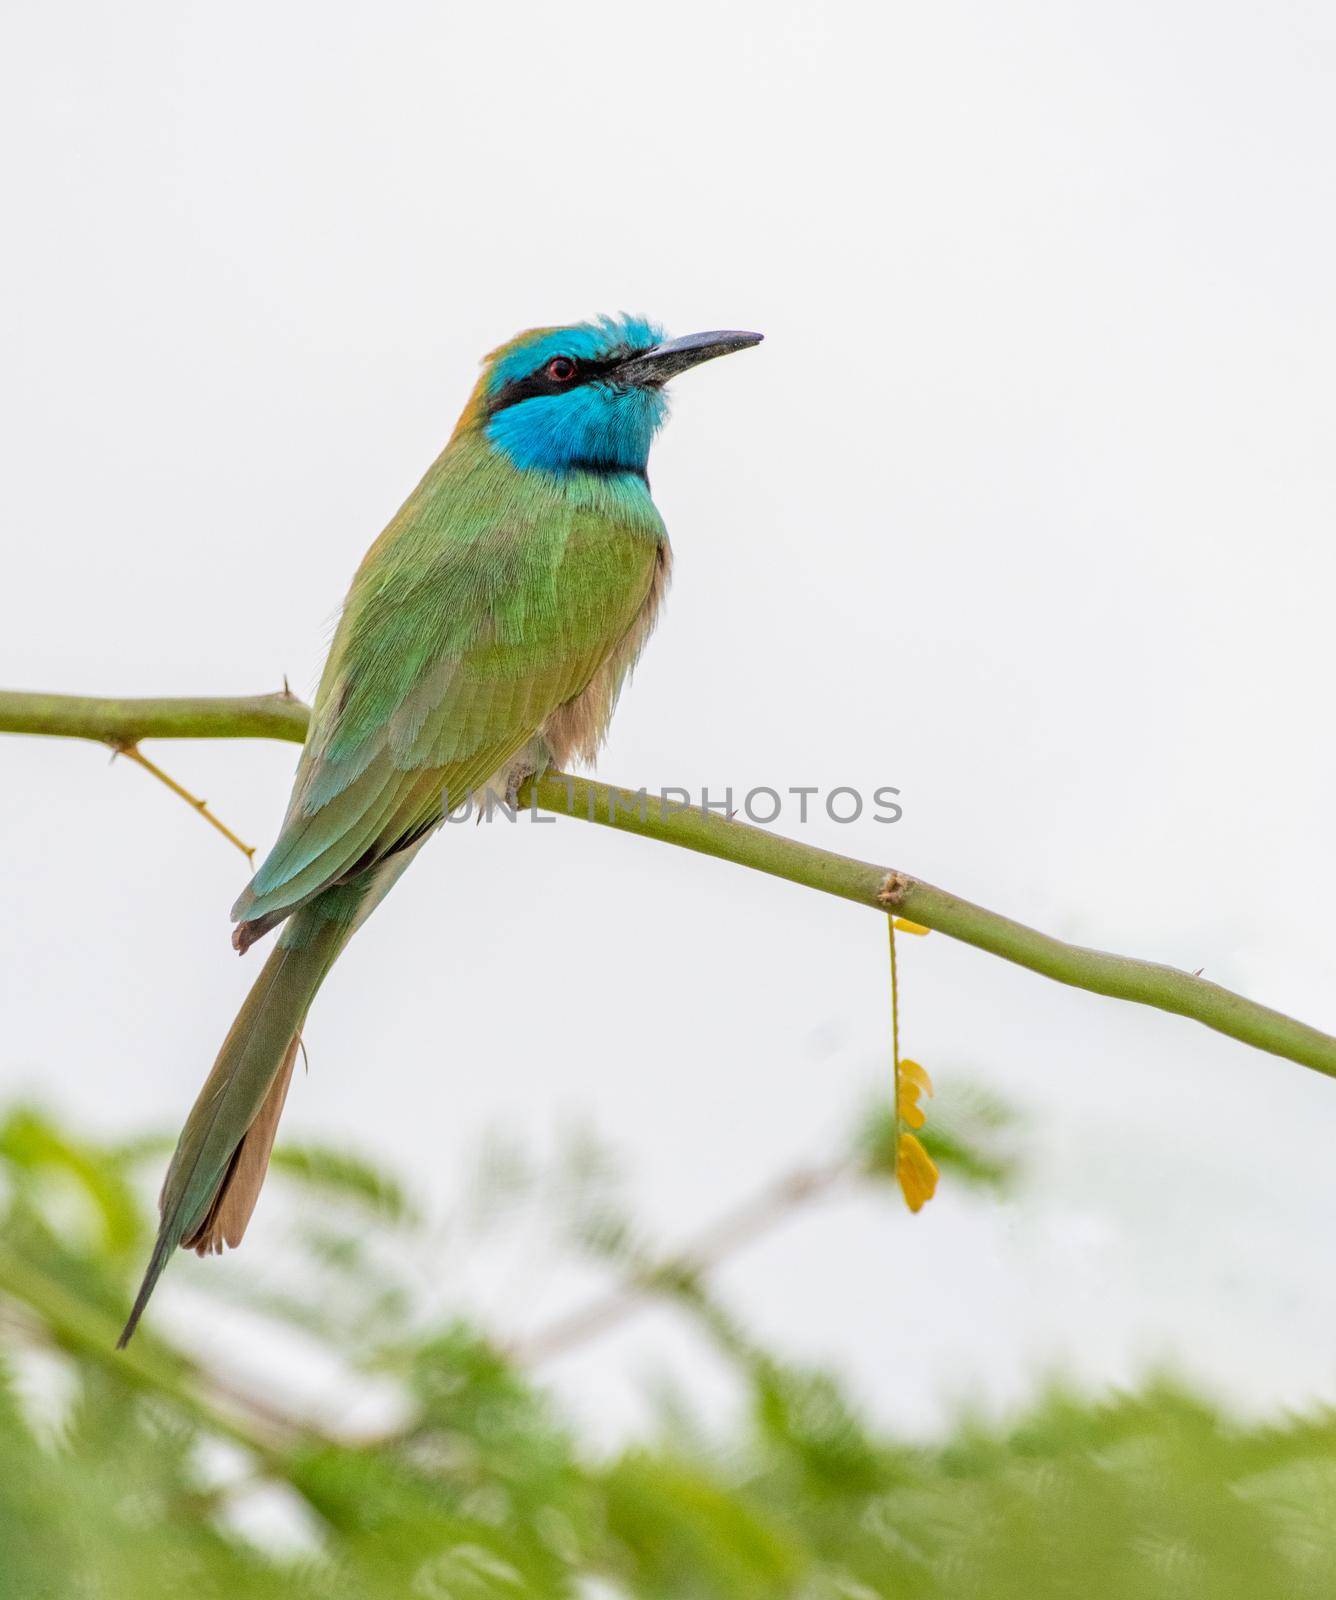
[488,352,632,416]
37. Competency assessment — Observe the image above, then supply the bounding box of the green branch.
[4,684,1335,1081]
[0,688,309,744]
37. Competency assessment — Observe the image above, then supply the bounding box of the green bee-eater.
[119,316,762,1344]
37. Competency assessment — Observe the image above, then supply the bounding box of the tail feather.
[183,1033,301,1255]
[118,912,344,1347]
[119,839,428,1348]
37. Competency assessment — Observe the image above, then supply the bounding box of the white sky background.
[3,0,1336,1444]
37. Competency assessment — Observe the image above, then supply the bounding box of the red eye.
[546,356,576,382]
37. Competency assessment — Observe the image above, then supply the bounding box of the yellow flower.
[896,1057,932,1129]
[896,1132,940,1214]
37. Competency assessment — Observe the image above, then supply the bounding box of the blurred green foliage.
[1,1089,1331,1599]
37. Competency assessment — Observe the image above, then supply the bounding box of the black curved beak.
[614,329,763,387]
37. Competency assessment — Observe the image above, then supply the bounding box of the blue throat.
[485,383,667,477]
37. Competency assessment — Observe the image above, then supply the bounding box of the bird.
[118,315,762,1345]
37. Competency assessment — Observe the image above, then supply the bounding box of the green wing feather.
[233,439,663,934]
